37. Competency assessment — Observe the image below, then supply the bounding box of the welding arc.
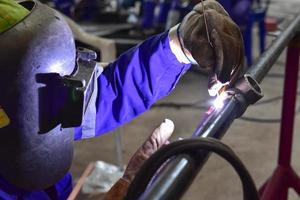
[125,138,259,200]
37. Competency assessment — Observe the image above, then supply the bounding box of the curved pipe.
[126,138,259,200]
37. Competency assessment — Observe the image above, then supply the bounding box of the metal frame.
[259,36,300,200]
[136,14,300,200]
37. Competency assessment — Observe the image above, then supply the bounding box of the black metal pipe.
[128,138,259,200]
[192,97,240,139]
[248,14,300,83]
[137,14,300,200]
[139,155,197,200]
[139,97,242,200]
[138,76,262,200]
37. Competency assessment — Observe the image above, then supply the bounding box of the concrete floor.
[70,1,300,199]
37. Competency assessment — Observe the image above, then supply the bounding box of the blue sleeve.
[74,31,191,140]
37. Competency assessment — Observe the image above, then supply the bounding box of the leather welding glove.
[170,0,244,93]
[103,119,174,200]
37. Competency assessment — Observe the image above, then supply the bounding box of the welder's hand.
[103,119,174,200]
[122,119,174,182]
[175,0,244,86]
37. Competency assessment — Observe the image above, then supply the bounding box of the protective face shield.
[0,0,100,190]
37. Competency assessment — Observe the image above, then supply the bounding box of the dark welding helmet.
[0,0,100,190]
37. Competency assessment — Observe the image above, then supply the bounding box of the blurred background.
[40,0,276,65]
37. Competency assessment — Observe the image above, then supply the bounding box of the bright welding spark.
[213,92,228,109]
[208,80,229,97]
[213,96,224,109]
[48,62,64,74]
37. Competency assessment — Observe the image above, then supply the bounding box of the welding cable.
[239,116,281,123]
[239,91,300,123]
[125,138,259,200]
[266,72,299,79]
[240,106,300,123]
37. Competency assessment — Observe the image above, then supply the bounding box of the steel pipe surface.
[248,14,300,83]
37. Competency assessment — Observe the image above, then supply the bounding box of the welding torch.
[199,0,244,103]
[197,0,241,99]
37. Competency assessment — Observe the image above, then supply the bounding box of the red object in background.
[265,17,279,32]
[259,39,300,199]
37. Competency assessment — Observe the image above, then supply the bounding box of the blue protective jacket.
[0,31,191,199]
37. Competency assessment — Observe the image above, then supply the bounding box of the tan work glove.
[103,119,174,200]
[170,0,244,96]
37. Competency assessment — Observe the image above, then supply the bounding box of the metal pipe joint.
[230,74,264,118]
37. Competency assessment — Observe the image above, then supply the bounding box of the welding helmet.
[0,0,99,190]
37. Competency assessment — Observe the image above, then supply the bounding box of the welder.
[0,0,244,199]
